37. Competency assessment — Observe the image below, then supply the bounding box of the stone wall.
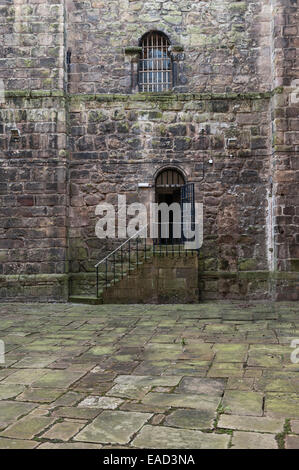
[67,0,272,94]
[0,0,298,302]
[0,92,68,294]
[0,0,65,90]
[0,1,68,300]
[0,273,68,302]
[270,0,299,300]
[68,92,273,285]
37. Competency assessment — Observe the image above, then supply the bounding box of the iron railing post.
[172,233,174,258]
[121,246,123,279]
[69,275,72,300]
[105,259,108,289]
[128,240,131,273]
[113,252,116,284]
[96,266,98,298]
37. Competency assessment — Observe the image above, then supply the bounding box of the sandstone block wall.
[68,93,272,282]
[270,0,299,299]
[67,0,272,94]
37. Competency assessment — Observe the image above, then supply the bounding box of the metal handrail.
[95,224,148,268]
[95,224,148,298]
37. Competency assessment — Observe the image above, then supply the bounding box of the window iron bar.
[139,32,172,92]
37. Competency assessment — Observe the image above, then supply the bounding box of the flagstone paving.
[0,301,299,449]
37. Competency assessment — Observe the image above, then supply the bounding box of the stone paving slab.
[165,408,216,430]
[231,431,278,449]
[37,442,103,449]
[2,369,49,385]
[78,396,124,409]
[175,377,226,396]
[41,420,86,441]
[290,420,299,434]
[17,387,64,403]
[0,401,37,430]
[218,415,284,433]
[13,356,59,369]
[0,437,39,449]
[52,406,101,420]
[114,375,181,387]
[142,392,221,410]
[285,436,299,449]
[265,393,299,419]
[74,411,152,444]
[31,370,86,389]
[222,390,264,416]
[132,425,230,449]
[0,301,299,449]
[0,384,25,400]
[0,416,55,439]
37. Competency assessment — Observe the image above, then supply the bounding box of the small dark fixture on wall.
[10,128,20,142]
[227,137,238,148]
[67,50,71,66]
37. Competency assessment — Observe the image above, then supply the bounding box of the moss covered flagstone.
[265,393,299,419]
[0,401,37,429]
[231,431,277,449]
[175,377,226,395]
[41,420,86,441]
[142,392,221,410]
[52,406,101,420]
[31,370,86,389]
[0,416,55,440]
[3,369,49,385]
[14,356,59,369]
[218,415,284,433]
[0,384,25,400]
[290,420,299,434]
[0,438,39,449]
[222,390,264,416]
[165,409,216,430]
[132,425,230,449]
[17,388,64,403]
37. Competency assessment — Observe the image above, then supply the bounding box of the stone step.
[68,295,103,305]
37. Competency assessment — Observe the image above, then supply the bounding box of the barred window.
[138,32,172,92]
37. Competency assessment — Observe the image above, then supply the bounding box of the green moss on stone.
[229,2,248,13]
[124,46,142,55]
[290,259,299,272]
[238,259,258,271]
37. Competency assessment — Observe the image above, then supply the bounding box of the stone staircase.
[68,239,200,304]
[69,244,154,304]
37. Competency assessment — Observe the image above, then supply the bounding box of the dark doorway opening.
[155,168,185,244]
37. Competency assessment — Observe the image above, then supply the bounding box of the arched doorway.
[155,168,185,243]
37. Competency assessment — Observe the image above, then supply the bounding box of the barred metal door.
[181,183,195,242]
